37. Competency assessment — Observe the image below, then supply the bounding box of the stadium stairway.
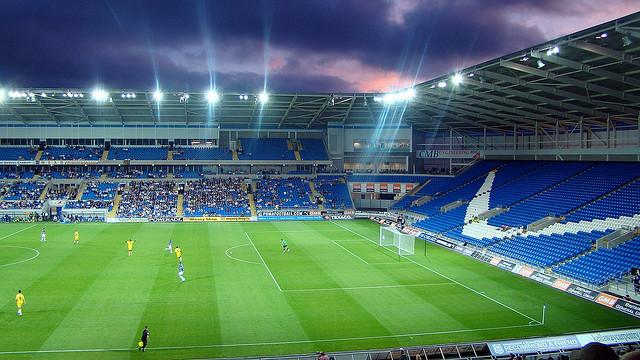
[75,181,87,200]
[38,182,51,201]
[100,149,109,161]
[232,149,239,161]
[294,149,302,161]
[246,183,257,216]
[34,150,42,160]
[167,150,173,160]
[176,194,184,217]
[307,180,324,210]
[108,184,126,218]
[100,173,108,180]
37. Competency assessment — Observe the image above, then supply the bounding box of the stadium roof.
[0,12,639,132]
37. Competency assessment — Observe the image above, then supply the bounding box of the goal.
[379,226,415,256]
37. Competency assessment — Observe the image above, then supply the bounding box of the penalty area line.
[282,282,456,292]
[0,224,38,242]
[329,221,541,324]
[0,323,542,355]
[244,231,283,292]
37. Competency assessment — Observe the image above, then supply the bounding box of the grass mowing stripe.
[330,221,542,324]
[330,240,370,265]
[244,231,282,291]
[0,322,542,355]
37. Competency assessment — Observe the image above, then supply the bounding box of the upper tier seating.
[238,138,295,160]
[565,180,640,223]
[183,178,250,217]
[41,146,102,160]
[173,147,232,160]
[0,147,36,160]
[488,162,640,228]
[315,177,352,209]
[254,177,316,209]
[298,139,329,160]
[554,236,640,286]
[108,147,168,160]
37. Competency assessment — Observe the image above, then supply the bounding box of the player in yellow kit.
[73,230,80,245]
[16,290,25,316]
[126,239,135,256]
[175,246,182,261]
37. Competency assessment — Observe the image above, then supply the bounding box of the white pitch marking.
[330,221,541,324]
[0,323,544,355]
[282,282,456,292]
[331,240,370,265]
[224,244,262,265]
[0,245,40,268]
[244,231,282,292]
[0,224,38,242]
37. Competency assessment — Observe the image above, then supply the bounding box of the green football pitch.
[1,219,638,359]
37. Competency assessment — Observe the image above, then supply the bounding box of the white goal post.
[379,226,415,256]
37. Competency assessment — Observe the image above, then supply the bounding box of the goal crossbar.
[379,226,415,256]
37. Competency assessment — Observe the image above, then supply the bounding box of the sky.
[0,0,638,94]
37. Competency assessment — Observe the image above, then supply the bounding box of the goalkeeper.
[281,239,290,254]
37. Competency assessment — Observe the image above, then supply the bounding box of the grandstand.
[0,9,639,360]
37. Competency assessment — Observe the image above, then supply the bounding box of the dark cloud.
[0,0,637,92]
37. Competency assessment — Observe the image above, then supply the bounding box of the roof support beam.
[307,97,331,128]
[278,95,297,128]
[414,103,508,133]
[500,60,640,104]
[530,51,640,88]
[475,70,639,120]
[567,40,640,67]
[341,96,356,124]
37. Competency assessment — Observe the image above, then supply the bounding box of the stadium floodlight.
[546,46,559,56]
[537,60,546,68]
[596,32,607,39]
[205,90,220,104]
[153,90,163,102]
[91,88,109,102]
[451,73,463,85]
[258,91,269,104]
[437,81,447,88]
[376,88,415,104]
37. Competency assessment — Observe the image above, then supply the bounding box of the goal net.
[379,226,415,256]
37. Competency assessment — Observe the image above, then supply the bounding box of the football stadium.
[1,3,640,360]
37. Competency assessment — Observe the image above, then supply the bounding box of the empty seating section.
[391,195,420,209]
[183,178,250,217]
[489,230,611,267]
[298,139,329,160]
[416,161,503,197]
[42,146,102,160]
[117,181,177,218]
[254,177,316,209]
[487,162,590,209]
[488,162,640,228]
[555,236,640,286]
[108,147,168,160]
[566,179,640,223]
[315,177,352,209]
[238,138,294,160]
[173,147,232,160]
[410,177,485,216]
[414,206,468,233]
[0,147,36,160]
